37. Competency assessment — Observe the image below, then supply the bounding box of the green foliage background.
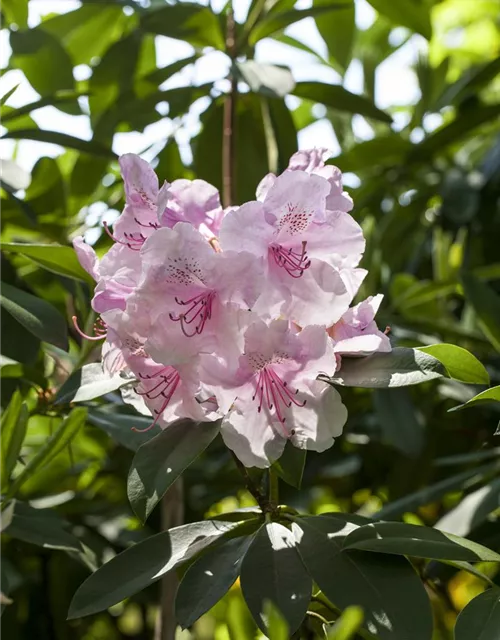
[1,0,500,638]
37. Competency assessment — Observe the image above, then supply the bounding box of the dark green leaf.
[292,82,392,123]
[327,347,446,388]
[272,441,306,489]
[454,588,500,640]
[128,419,221,523]
[240,522,312,634]
[1,92,87,123]
[332,135,412,172]
[56,364,132,405]
[140,3,225,50]
[292,516,433,640]
[267,97,298,173]
[418,344,490,385]
[449,385,500,412]
[4,501,82,552]
[461,272,500,352]
[314,0,355,72]
[7,407,87,498]
[249,4,352,44]
[0,243,93,283]
[10,29,74,96]
[343,522,500,562]
[1,130,116,158]
[175,535,253,628]
[0,390,29,489]
[373,388,424,456]
[0,282,68,350]
[87,409,161,451]
[436,57,500,109]
[68,520,243,619]
[366,0,432,40]
[235,61,295,98]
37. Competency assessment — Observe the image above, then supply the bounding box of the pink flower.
[219,170,360,326]
[202,319,347,468]
[328,294,391,356]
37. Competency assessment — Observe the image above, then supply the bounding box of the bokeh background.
[1,0,500,638]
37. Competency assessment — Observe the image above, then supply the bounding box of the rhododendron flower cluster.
[73,149,391,468]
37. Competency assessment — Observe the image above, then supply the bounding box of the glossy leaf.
[175,535,253,628]
[454,588,500,640]
[327,347,446,388]
[449,385,500,412]
[140,3,225,50]
[56,364,132,405]
[240,522,312,634]
[461,272,500,352]
[0,282,68,350]
[0,390,29,489]
[343,522,500,562]
[272,441,306,489]
[128,419,221,523]
[292,516,433,639]
[87,409,161,451]
[418,344,489,385]
[293,81,392,122]
[68,520,243,619]
[0,243,93,283]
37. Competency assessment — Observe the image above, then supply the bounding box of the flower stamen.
[270,241,311,278]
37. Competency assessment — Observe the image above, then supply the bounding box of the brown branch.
[222,4,237,208]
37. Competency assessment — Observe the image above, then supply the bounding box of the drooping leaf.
[366,0,432,40]
[461,272,500,352]
[235,61,295,98]
[454,588,500,640]
[343,522,500,562]
[292,82,392,123]
[292,516,433,640]
[140,3,225,50]
[418,344,490,385]
[0,390,29,490]
[127,419,221,523]
[4,501,82,552]
[1,130,116,158]
[10,29,74,97]
[7,407,87,498]
[175,535,253,628]
[314,0,355,72]
[0,282,68,350]
[240,523,312,634]
[56,364,132,405]
[327,347,446,388]
[0,243,93,283]
[68,520,244,619]
[373,388,425,456]
[272,441,306,489]
[449,385,500,412]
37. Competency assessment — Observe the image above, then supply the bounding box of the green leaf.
[0,390,29,489]
[292,82,392,123]
[240,522,312,634]
[314,0,355,72]
[327,347,446,388]
[67,520,243,619]
[332,135,412,172]
[449,385,500,412]
[2,0,28,28]
[272,441,306,489]
[375,460,500,520]
[267,97,298,173]
[292,516,433,640]
[249,4,352,44]
[264,601,290,640]
[0,282,68,350]
[436,56,500,109]
[7,407,87,498]
[128,419,221,523]
[87,409,161,451]
[175,535,253,628]
[328,606,364,640]
[56,364,132,405]
[0,130,116,158]
[1,92,88,124]
[461,272,500,352]
[10,29,74,96]
[418,344,489,385]
[140,3,225,50]
[235,61,295,98]
[373,388,424,456]
[0,243,93,283]
[343,522,500,562]
[454,588,500,640]
[366,0,432,40]
[4,501,82,552]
